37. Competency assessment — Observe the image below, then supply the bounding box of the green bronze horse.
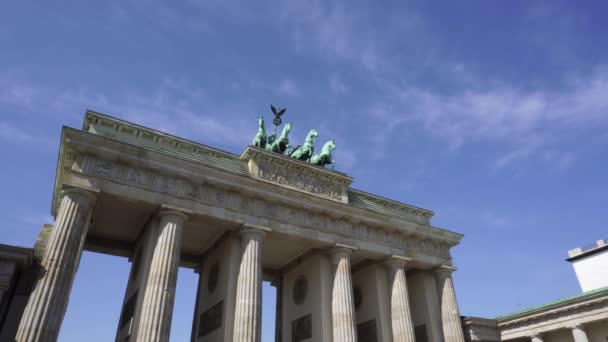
[252,116,267,149]
[310,140,336,168]
[290,129,318,162]
[266,122,291,155]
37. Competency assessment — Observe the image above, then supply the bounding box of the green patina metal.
[252,105,338,168]
[310,140,336,169]
[495,286,608,320]
[289,129,318,162]
[252,116,267,149]
[266,122,291,155]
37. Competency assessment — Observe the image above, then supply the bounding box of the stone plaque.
[208,262,219,293]
[415,325,429,342]
[119,291,138,329]
[242,147,353,203]
[198,300,223,337]
[292,275,308,305]
[291,313,312,342]
[357,319,377,342]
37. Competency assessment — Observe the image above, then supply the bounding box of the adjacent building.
[464,239,608,342]
[1,110,467,342]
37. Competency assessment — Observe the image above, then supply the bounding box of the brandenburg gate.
[12,110,465,342]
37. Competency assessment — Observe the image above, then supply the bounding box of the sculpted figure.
[271,105,287,126]
[266,122,291,154]
[310,140,336,168]
[252,116,267,148]
[290,129,318,162]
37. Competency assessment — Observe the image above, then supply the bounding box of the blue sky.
[1,1,607,341]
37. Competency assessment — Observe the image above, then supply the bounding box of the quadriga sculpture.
[310,140,336,169]
[252,116,267,149]
[290,129,318,162]
[250,105,337,169]
[266,122,291,155]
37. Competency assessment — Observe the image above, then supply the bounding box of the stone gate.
[11,110,465,342]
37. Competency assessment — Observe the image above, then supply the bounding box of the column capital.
[158,209,189,222]
[384,255,412,270]
[239,226,268,241]
[328,243,356,264]
[434,264,456,279]
[61,187,98,205]
[569,324,585,330]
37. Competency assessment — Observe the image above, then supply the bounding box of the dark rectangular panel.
[291,313,312,342]
[415,324,429,342]
[357,319,377,342]
[198,300,224,337]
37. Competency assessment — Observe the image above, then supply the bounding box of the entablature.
[82,110,435,226]
[54,115,464,265]
[497,287,608,339]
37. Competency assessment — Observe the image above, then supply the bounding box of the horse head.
[282,122,292,135]
[323,140,336,152]
[307,129,319,141]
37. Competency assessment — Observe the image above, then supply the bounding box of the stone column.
[233,228,265,342]
[434,265,465,342]
[190,265,203,342]
[385,257,415,342]
[329,247,357,342]
[271,275,283,342]
[16,188,97,342]
[135,210,187,342]
[530,334,543,342]
[571,325,589,342]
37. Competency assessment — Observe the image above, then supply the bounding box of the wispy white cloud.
[280,1,380,72]
[479,211,511,230]
[277,79,300,97]
[370,67,608,169]
[0,73,254,151]
[328,73,349,94]
[0,78,37,110]
[0,122,34,142]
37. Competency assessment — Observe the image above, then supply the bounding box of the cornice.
[57,127,462,244]
[82,110,440,227]
[497,288,608,327]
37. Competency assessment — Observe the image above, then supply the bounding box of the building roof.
[566,239,608,262]
[496,286,608,321]
[81,109,441,228]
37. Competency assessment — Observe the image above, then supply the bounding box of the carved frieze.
[242,146,353,203]
[71,154,453,261]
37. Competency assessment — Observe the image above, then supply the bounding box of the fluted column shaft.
[330,247,357,342]
[386,258,416,342]
[435,266,465,342]
[16,188,97,342]
[571,326,589,342]
[271,276,283,342]
[233,229,265,342]
[135,210,187,342]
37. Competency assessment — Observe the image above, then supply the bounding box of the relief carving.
[257,160,343,200]
[74,155,453,260]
